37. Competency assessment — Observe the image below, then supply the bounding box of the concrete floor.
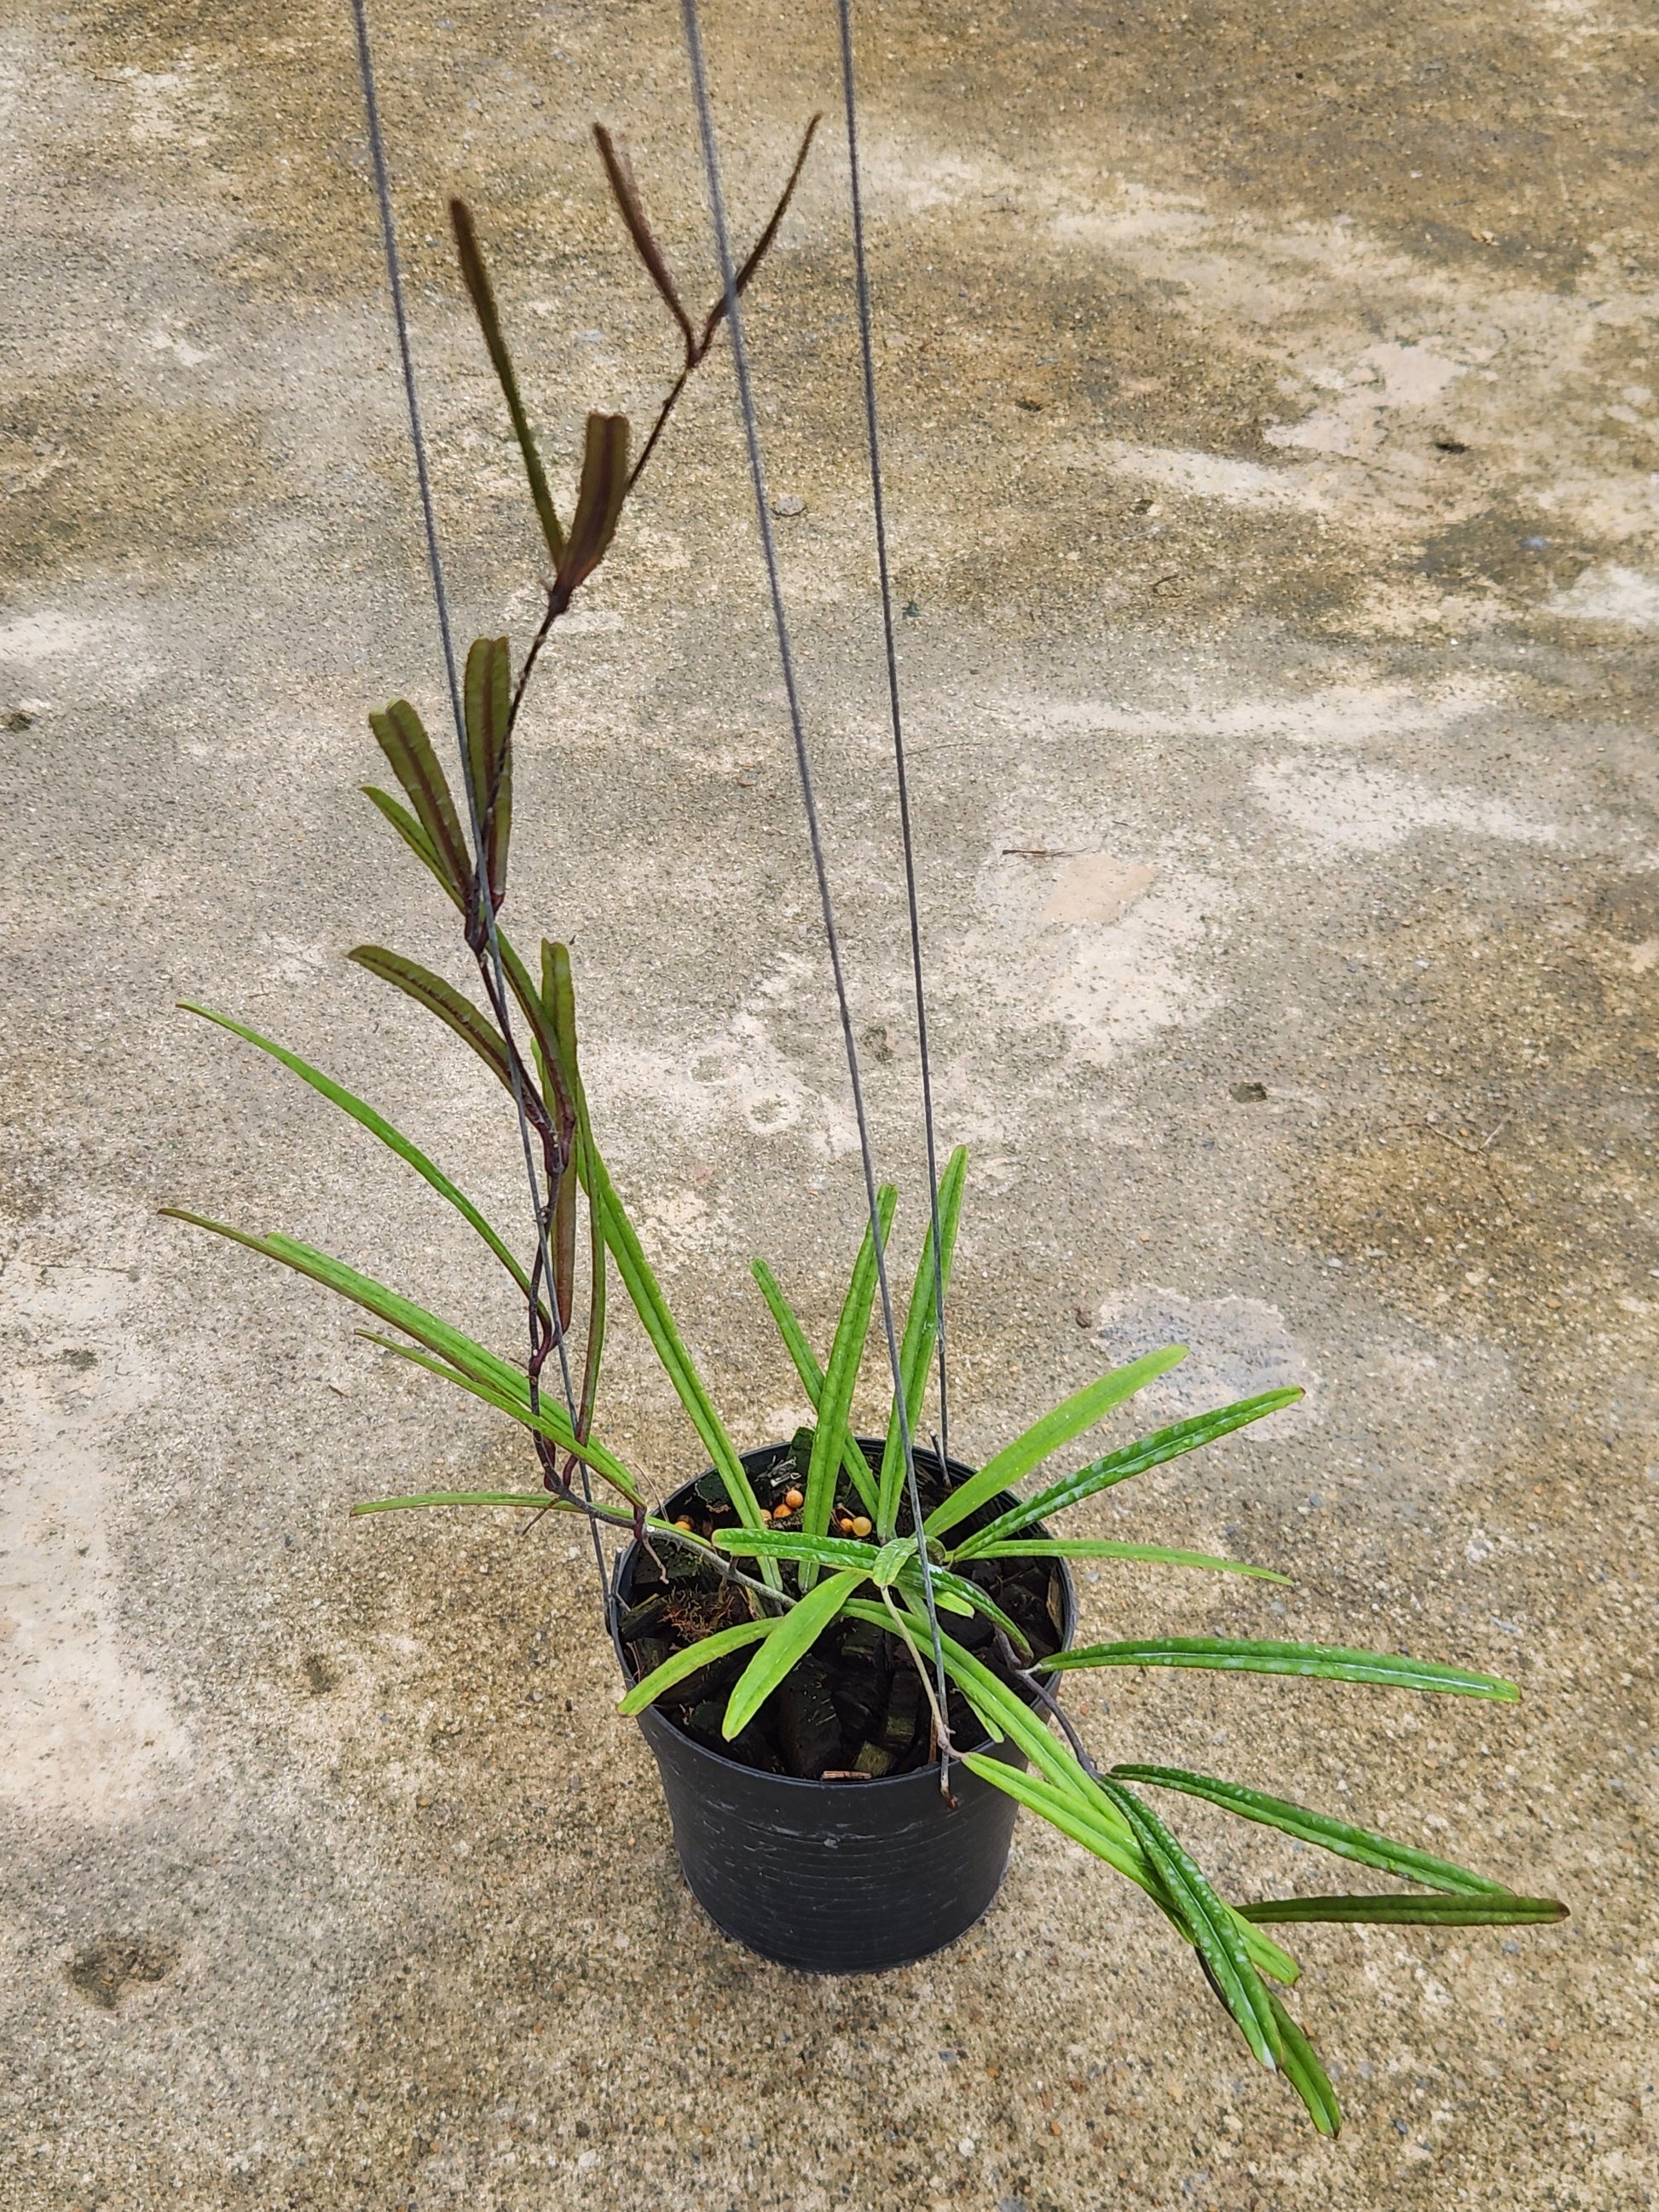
[2,0,1656,2206]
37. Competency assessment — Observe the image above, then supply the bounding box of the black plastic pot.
[611,1439,1076,1975]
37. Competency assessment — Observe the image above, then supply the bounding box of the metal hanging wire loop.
[346,0,606,1604]
[679,0,955,1794]
[834,0,952,1481]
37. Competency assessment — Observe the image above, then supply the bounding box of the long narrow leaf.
[616,1618,777,1717]
[708,113,821,329]
[1112,1765,1510,1895]
[542,941,580,1332]
[463,634,512,913]
[449,195,565,567]
[361,785,458,906]
[346,948,512,1092]
[926,1345,1188,1538]
[352,1332,634,1495]
[722,1571,865,1739]
[876,1144,967,1539]
[964,1538,1289,1584]
[893,1571,974,1618]
[352,1489,575,1515]
[546,941,604,1437]
[592,125,695,357]
[178,1003,533,1303]
[716,1529,874,1570]
[1241,1893,1567,1926]
[498,932,572,1127]
[749,1259,879,1514]
[867,1603,1297,1985]
[877,1607,1137,1848]
[1098,1776,1281,2070]
[920,1566,1032,1653]
[1268,1993,1341,2136]
[959,1753,1150,1891]
[581,1145,766,1538]
[955,1388,1305,1553]
[957,1752,1299,1984]
[1043,1638,1519,1700]
[367,699,471,901]
[555,413,629,598]
[801,1188,895,1585]
[162,1210,637,1503]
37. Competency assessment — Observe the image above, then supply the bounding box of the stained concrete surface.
[1,0,1656,2206]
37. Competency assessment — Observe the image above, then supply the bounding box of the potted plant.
[166,115,1564,2138]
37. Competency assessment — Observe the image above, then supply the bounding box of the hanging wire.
[346,0,609,1605]
[679,0,955,1795]
[834,0,952,1482]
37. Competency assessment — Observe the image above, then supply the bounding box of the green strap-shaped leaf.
[1097,1775,1282,2071]
[862,1605,1137,1848]
[1240,1893,1567,1926]
[801,1188,895,1586]
[926,1345,1188,1539]
[361,785,459,906]
[498,932,572,1127]
[915,1566,1029,1651]
[894,1571,974,1618]
[545,941,604,1439]
[749,1259,879,1514]
[881,1604,1298,1985]
[1111,1764,1511,1895]
[721,1571,866,1739]
[352,1488,574,1516]
[463,634,512,914]
[367,698,472,902]
[350,1333,632,1494]
[959,1753,1149,1891]
[962,1539,1289,1584]
[1043,1638,1519,1700]
[876,1144,968,1540]
[1268,1992,1341,2136]
[449,196,565,568]
[556,413,629,598]
[870,1536,916,1584]
[178,1002,533,1304]
[716,1528,874,1570]
[959,1751,1298,1987]
[346,948,512,1092]
[616,1618,777,1717]
[954,1388,1305,1554]
[581,1144,766,1542]
[540,941,580,1334]
[162,1211,638,1503]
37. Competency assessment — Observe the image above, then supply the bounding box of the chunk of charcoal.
[777,1659,842,1777]
[692,1470,730,1508]
[684,1698,730,1746]
[876,1667,922,1755]
[616,1592,668,1641]
[838,1614,888,1668]
[949,1606,995,1649]
[628,1636,673,1681]
[674,1647,747,1705]
[1001,1581,1050,1637]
